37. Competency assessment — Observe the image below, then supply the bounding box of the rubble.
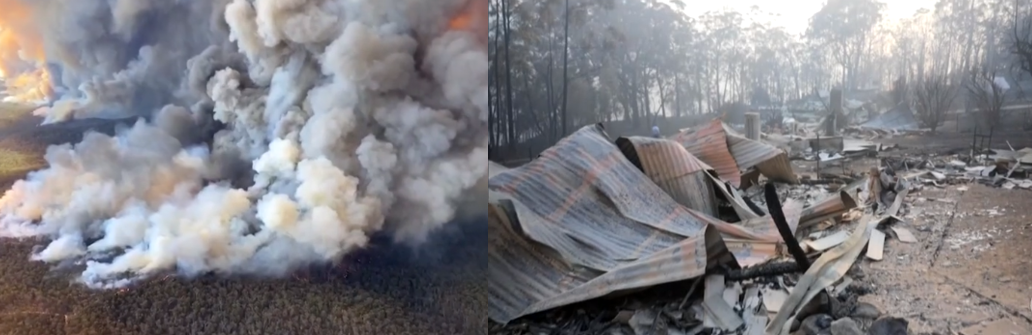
[829,317,864,335]
[888,146,1032,190]
[867,317,909,335]
[488,121,933,335]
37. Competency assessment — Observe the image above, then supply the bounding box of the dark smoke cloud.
[25,0,234,123]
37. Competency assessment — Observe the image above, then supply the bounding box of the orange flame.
[0,0,52,103]
[448,13,473,31]
[447,0,488,45]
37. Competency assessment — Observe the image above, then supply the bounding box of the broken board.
[702,275,744,330]
[806,230,850,252]
[742,286,766,335]
[866,229,886,261]
[761,287,788,313]
[890,226,917,243]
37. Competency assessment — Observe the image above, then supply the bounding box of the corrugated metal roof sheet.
[488,124,806,324]
[722,122,799,184]
[617,136,718,217]
[721,123,780,168]
[669,120,743,187]
[800,189,859,228]
[755,153,798,184]
[670,120,798,187]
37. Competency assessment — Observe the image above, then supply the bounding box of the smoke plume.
[0,0,52,102]
[0,0,488,288]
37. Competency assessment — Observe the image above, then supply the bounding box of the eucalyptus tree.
[806,0,886,92]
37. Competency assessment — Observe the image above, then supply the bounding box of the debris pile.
[488,120,921,335]
[883,145,1032,190]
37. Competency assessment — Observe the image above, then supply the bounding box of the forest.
[488,0,1032,160]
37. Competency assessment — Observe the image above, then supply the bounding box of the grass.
[0,101,47,185]
[0,102,38,129]
[0,139,44,182]
[0,236,486,335]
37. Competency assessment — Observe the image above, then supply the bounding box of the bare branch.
[1011,0,1032,78]
[912,72,957,133]
[964,67,1008,129]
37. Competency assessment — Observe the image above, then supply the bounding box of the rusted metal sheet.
[615,136,801,266]
[711,198,804,267]
[706,172,762,221]
[617,136,718,217]
[488,124,729,323]
[670,120,743,187]
[671,120,798,187]
[489,125,715,272]
[755,153,798,184]
[490,202,723,324]
[488,125,808,324]
[488,204,588,324]
[722,123,799,184]
[721,123,781,168]
[799,190,859,228]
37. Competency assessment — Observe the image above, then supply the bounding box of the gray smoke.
[30,0,233,123]
[0,0,488,288]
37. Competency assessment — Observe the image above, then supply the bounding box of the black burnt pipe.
[723,261,801,281]
[764,182,811,270]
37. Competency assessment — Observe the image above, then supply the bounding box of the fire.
[2,67,52,103]
[448,13,473,31]
[447,0,488,45]
[0,0,53,103]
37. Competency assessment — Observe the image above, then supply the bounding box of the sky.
[671,0,940,35]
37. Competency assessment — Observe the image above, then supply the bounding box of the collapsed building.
[486,119,905,335]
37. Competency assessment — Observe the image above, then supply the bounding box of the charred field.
[0,107,486,335]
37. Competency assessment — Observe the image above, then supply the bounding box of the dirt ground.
[854,184,1032,334]
[798,130,1032,334]
[0,105,487,334]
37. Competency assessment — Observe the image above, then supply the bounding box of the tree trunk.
[502,0,514,149]
[656,71,667,121]
[490,0,501,151]
[561,0,571,137]
[546,36,556,141]
[645,68,653,123]
[674,75,681,117]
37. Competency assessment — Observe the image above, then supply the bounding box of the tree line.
[489,0,1032,156]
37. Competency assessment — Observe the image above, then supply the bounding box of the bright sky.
[672,0,939,35]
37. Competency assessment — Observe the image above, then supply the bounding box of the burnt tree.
[912,73,956,133]
[964,67,1008,130]
[1010,0,1032,79]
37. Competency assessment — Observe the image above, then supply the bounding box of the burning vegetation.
[0,0,488,293]
[0,0,52,103]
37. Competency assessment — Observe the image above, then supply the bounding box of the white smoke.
[0,0,488,288]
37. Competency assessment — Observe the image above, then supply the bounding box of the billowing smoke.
[24,0,235,122]
[0,0,488,288]
[0,0,52,102]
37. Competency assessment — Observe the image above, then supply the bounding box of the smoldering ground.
[0,0,489,289]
